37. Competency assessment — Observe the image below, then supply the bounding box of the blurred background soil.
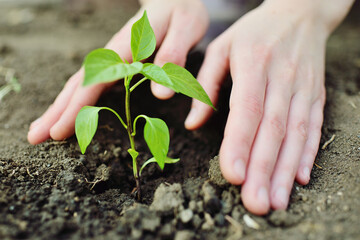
[0,0,359,239]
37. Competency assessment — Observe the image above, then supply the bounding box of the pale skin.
[27,0,354,215]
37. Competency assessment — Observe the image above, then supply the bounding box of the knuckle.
[250,44,272,63]
[266,114,286,139]
[205,40,229,68]
[256,159,273,177]
[157,47,185,66]
[277,61,297,85]
[174,7,194,20]
[230,94,264,117]
[291,120,308,141]
[300,66,317,90]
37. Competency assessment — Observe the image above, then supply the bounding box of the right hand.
[27,0,209,144]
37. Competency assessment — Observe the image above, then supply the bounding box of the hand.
[27,0,209,144]
[184,2,330,214]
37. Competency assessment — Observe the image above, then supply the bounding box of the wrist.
[261,0,354,37]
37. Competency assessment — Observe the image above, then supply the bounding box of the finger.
[105,22,136,62]
[295,98,324,185]
[269,92,311,210]
[106,7,171,58]
[240,70,294,215]
[29,117,42,131]
[49,27,135,141]
[151,8,208,99]
[49,82,112,140]
[185,36,230,130]
[27,70,83,144]
[219,49,268,186]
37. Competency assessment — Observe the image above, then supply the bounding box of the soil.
[0,1,359,240]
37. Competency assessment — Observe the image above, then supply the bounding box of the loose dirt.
[0,1,359,239]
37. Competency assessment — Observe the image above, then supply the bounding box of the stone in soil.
[202,181,222,215]
[208,155,229,187]
[150,183,184,214]
[268,210,302,227]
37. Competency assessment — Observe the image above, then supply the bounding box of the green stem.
[102,107,127,130]
[131,114,146,137]
[130,77,148,92]
[124,75,141,200]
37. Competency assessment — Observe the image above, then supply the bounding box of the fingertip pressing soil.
[0,1,359,240]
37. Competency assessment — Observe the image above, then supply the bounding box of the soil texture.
[0,1,359,239]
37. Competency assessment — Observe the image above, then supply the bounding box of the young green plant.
[75,11,214,199]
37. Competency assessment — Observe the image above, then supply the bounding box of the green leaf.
[162,63,215,109]
[75,106,102,154]
[131,11,156,62]
[139,157,180,176]
[140,63,173,88]
[135,115,169,170]
[10,77,21,93]
[75,106,124,154]
[83,48,143,86]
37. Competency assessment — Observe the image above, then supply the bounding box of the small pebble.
[243,214,260,230]
[189,200,197,212]
[192,214,203,229]
[179,209,193,224]
[175,230,195,240]
[201,212,215,230]
[214,213,225,226]
[196,201,204,212]
[159,223,172,237]
[113,147,122,158]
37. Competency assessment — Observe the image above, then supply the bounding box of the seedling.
[75,11,214,199]
[0,66,21,102]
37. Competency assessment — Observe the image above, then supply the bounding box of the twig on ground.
[314,162,323,169]
[26,168,34,178]
[322,134,336,150]
[85,177,104,190]
[349,100,357,109]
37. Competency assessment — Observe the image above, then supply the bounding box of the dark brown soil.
[0,1,359,239]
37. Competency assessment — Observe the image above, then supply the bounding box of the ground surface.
[0,1,359,239]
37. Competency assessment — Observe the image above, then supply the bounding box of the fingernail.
[185,108,198,128]
[233,159,245,182]
[257,187,269,207]
[303,167,310,181]
[274,187,288,209]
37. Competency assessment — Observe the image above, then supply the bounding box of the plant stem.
[130,77,148,92]
[102,107,127,130]
[124,76,141,200]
